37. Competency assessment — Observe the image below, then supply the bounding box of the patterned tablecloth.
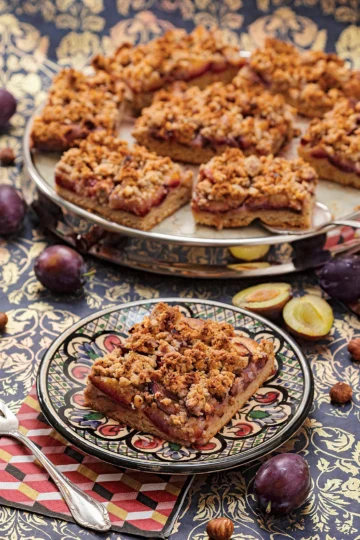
[0,1,360,539]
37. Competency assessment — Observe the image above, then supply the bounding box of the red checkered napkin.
[0,386,192,538]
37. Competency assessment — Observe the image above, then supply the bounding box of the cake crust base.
[192,201,313,230]
[84,355,274,447]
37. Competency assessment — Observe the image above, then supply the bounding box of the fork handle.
[333,219,360,229]
[12,430,111,532]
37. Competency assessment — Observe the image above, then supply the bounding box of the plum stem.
[82,269,96,278]
[266,501,271,514]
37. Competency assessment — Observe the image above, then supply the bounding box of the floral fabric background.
[0,0,360,539]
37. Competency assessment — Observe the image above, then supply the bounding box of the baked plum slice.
[233,283,292,319]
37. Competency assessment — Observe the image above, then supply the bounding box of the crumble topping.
[92,25,245,94]
[249,38,360,115]
[31,69,124,150]
[193,148,317,212]
[301,99,360,163]
[90,303,273,418]
[133,81,296,155]
[55,132,193,216]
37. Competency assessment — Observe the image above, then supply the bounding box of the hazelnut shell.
[0,312,8,330]
[348,338,360,361]
[329,382,352,404]
[206,517,234,540]
[0,147,15,166]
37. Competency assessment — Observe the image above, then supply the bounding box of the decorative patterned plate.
[37,299,313,474]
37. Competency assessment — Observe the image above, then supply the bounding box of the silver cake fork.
[0,399,111,532]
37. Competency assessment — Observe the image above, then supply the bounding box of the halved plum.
[232,283,292,319]
[229,244,270,262]
[228,262,271,272]
[283,294,334,339]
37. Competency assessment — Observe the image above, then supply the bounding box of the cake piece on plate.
[30,69,125,152]
[92,25,246,112]
[54,132,193,231]
[299,99,360,189]
[191,148,318,230]
[132,81,297,164]
[84,302,275,447]
[249,38,360,118]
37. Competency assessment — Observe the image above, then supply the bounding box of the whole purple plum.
[35,245,87,294]
[254,453,311,514]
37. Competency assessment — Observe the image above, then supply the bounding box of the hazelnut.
[133,395,144,409]
[206,517,234,540]
[0,312,8,330]
[0,147,15,166]
[329,382,352,404]
[244,155,261,177]
[348,338,360,361]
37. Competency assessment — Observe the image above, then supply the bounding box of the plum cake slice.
[30,69,125,152]
[191,148,318,230]
[84,302,275,447]
[54,132,193,231]
[132,81,297,165]
[249,38,360,118]
[92,25,245,113]
[298,99,360,189]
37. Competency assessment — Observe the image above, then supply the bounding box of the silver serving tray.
[22,105,360,278]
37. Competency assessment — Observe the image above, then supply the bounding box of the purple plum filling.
[301,141,360,177]
[148,128,253,153]
[328,154,357,173]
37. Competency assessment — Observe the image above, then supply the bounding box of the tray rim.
[24,104,360,248]
[37,297,314,474]
[22,169,360,279]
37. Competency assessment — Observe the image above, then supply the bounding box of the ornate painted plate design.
[37,299,313,474]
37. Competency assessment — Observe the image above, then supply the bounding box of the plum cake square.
[299,99,360,189]
[30,69,124,152]
[191,148,318,230]
[84,303,275,447]
[132,81,297,165]
[92,25,245,113]
[249,38,360,118]
[54,132,193,231]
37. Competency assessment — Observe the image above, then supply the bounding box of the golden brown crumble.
[133,81,296,155]
[249,38,360,116]
[193,148,318,213]
[31,69,124,151]
[300,99,360,164]
[55,132,193,216]
[89,303,273,417]
[92,26,244,94]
